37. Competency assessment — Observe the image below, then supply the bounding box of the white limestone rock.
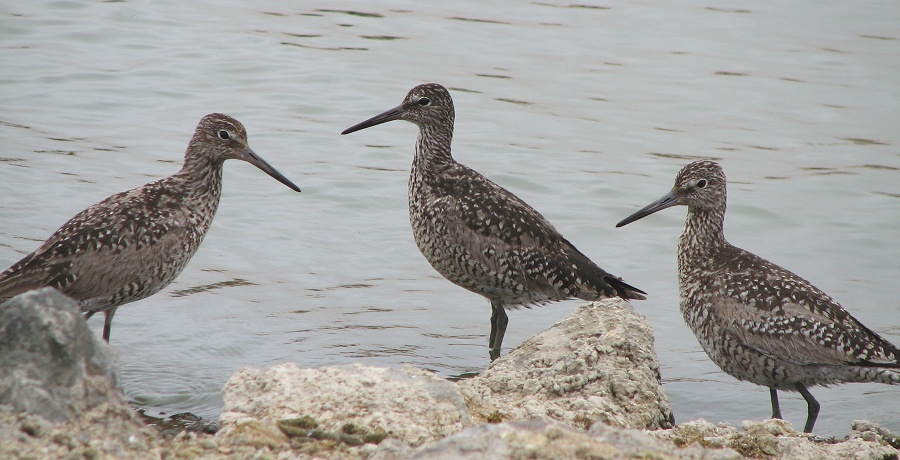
[458,299,674,430]
[218,362,470,448]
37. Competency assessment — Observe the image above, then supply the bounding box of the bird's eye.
[218,130,230,140]
[696,179,708,189]
[418,97,431,106]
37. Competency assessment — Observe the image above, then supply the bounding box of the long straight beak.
[242,147,301,192]
[616,190,679,227]
[341,104,404,135]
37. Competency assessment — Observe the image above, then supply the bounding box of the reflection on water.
[170,278,258,298]
[1,0,898,436]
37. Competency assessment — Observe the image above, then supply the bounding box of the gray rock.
[410,419,900,460]
[409,421,619,460]
[766,419,900,460]
[652,418,900,460]
[218,363,470,448]
[0,291,895,460]
[589,422,742,459]
[0,288,122,422]
[410,420,742,460]
[368,438,415,460]
[458,299,674,430]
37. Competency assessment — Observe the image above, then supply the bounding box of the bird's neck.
[678,205,728,270]
[412,124,454,175]
[176,152,225,206]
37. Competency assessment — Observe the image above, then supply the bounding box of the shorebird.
[616,160,899,432]
[342,83,645,360]
[0,113,301,341]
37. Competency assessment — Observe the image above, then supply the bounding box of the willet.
[342,83,645,360]
[0,113,301,341]
[616,160,899,432]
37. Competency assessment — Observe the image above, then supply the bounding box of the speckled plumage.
[343,83,645,360]
[0,113,301,341]
[616,160,900,432]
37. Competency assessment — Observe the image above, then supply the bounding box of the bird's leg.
[488,301,508,361]
[769,388,782,419]
[102,306,118,342]
[794,383,820,433]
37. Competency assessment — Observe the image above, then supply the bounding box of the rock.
[656,418,745,450]
[214,299,672,458]
[0,288,122,422]
[849,419,900,448]
[218,362,470,451]
[652,419,900,460]
[410,420,742,460]
[409,421,622,460]
[1,291,895,460]
[0,289,164,459]
[0,399,162,459]
[458,299,674,430]
[368,438,415,460]
[592,421,743,459]
[769,419,900,460]
[220,418,290,449]
[410,419,900,460]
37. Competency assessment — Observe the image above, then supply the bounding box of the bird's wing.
[0,251,65,300]
[0,197,115,300]
[434,164,641,300]
[711,252,899,367]
[0,178,195,304]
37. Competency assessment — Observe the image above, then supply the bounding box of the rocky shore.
[1,288,897,459]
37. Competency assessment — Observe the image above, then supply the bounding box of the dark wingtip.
[625,291,648,301]
[608,277,647,300]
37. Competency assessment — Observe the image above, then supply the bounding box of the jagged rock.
[0,289,159,459]
[1,291,894,460]
[458,299,674,430]
[218,363,470,449]
[0,288,122,422]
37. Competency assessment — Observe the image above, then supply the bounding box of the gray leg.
[488,301,508,361]
[102,306,118,342]
[794,383,820,433]
[769,388,782,419]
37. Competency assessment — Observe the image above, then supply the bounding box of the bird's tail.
[843,366,900,385]
[605,275,647,301]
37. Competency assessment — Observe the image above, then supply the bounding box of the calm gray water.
[2,0,898,437]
